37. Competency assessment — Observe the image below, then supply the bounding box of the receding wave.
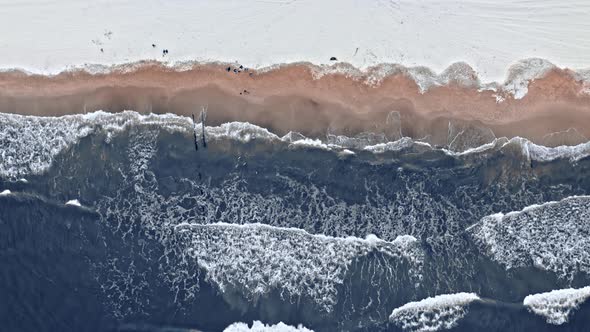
[2,58,588,99]
[2,111,589,179]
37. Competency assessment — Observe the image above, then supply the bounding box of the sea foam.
[468,196,590,280]
[523,287,590,325]
[2,111,589,180]
[389,292,480,332]
[0,111,191,178]
[65,199,82,207]
[224,321,314,332]
[174,222,424,312]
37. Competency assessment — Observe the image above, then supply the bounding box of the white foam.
[313,62,480,93]
[468,196,590,280]
[523,287,590,325]
[363,137,419,153]
[503,58,556,99]
[224,321,313,332]
[0,189,11,196]
[65,199,81,207]
[288,138,331,151]
[174,222,423,312]
[0,111,191,178]
[0,111,289,179]
[443,139,501,156]
[2,111,588,181]
[203,121,280,143]
[339,149,355,156]
[521,138,590,162]
[443,136,590,161]
[389,293,480,332]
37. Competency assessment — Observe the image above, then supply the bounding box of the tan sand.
[0,62,589,145]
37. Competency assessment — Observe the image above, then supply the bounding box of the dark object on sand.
[200,108,207,148]
[152,44,156,48]
[100,48,104,52]
[330,57,338,61]
[191,114,199,151]
[226,67,231,72]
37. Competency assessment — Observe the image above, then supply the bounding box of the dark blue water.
[1,112,589,331]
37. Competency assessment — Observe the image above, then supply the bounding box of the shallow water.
[1,112,590,331]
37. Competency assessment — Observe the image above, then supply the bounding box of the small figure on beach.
[152,44,156,48]
[330,56,338,61]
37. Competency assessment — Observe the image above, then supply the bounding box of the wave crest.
[224,321,314,332]
[174,222,423,312]
[524,287,590,325]
[389,293,480,332]
[468,196,590,280]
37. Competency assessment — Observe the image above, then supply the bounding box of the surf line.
[192,105,208,151]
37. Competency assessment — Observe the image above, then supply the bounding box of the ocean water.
[1,111,590,332]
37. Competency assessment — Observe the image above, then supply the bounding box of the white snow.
[0,189,11,196]
[523,287,590,325]
[65,199,81,206]
[224,321,313,332]
[389,293,480,332]
[1,0,589,91]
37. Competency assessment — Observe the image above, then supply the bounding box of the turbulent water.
[1,111,590,332]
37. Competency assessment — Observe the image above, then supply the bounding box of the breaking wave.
[2,111,589,179]
[389,293,481,332]
[524,287,590,325]
[2,106,590,331]
[468,196,590,281]
[224,321,314,332]
[174,222,423,312]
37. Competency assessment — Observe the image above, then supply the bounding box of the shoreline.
[1,61,589,146]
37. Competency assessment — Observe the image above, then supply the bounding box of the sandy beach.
[0,62,589,146]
